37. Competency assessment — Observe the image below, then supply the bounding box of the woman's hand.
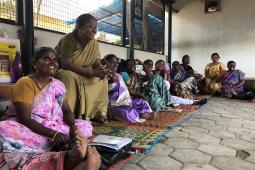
[92,68,109,79]
[53,132,69,145]
[108,72,116,84]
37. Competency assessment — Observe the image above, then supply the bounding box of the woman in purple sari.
[221,61,254,100]
[103,54,157,123]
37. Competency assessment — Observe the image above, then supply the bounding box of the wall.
[172,0,255,78]
[135,50,166,63]
[0,23,166,64]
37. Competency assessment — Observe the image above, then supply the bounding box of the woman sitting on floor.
[180,54,203,86]
[0,47,100,169]
[103,54,157,123]
[170,61,198,100]
[55,13,109,123]
[203,53,227,94]
[143,60,207,111]
[180,55,194,75]
[220,61,254,100]
[119,59,152,101]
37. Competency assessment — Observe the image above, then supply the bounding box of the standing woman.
[203,53,227,94]
[55,14,109,123]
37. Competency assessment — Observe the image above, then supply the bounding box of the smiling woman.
[55,14,110,123]
[0,47,93,152]
[220,61,254,100]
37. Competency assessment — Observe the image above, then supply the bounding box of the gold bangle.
[53,131,59,140]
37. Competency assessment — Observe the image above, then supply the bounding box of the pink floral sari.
[0,77,92,151]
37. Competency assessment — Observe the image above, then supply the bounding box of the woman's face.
[155,61,165,71]
[144,61,153,71]
[78,19,97,40]
[227,62,236,71]
[34,51,59,76]
[108,57,119,72]
[211,54,220,63]
[172,62,180,70]
[183,57,190,64]
[126,60,136,74]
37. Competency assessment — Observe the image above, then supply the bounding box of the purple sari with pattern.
[221,70,245,96]
[108,74,152,123]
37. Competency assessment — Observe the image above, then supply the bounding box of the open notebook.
[90,135,132,150]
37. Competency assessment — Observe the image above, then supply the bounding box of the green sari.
[55,32,108,120]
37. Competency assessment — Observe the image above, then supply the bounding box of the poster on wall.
[134,0,143,19]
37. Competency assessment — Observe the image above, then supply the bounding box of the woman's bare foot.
[64,131,89,170]
[141,111,158,120]
[83,146,101,170]
[193,98,207,105]
[72,146,101,170]
[90,117,108,124]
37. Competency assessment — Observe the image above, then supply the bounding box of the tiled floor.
[118,97,255,170]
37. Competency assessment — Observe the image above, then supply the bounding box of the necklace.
[33,74,48,90]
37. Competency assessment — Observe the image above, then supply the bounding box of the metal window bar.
[32,0,123,45]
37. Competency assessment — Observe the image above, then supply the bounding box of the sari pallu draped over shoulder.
[204,62,226,94]
[0,77,92,151]
[221,69,245,97]
[55,33,108,120]
[108,74,152,123]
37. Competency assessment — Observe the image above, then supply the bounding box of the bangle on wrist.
[53,131,60,140]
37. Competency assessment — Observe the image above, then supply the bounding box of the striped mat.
[92,105,205,153]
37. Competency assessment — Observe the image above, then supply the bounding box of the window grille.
[0,0,16,21]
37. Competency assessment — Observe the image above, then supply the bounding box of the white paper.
[90,135,132,150]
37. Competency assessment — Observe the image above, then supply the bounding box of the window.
[0,0,16,22]
[133,0,164,54]
[33,0,122,44]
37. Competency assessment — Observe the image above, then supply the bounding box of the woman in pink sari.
[0,47,101,170]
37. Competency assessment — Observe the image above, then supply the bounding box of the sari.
[0,135,65,170]
[0,77,92,151]
[221,70,245,97]
[108,74,152,123]
[178,77,198,100]
[55,33,108,120]
[170,68,186,82]
[170,68,198,99]
[204,62,226,94]
[120,72,143,93]
[180,64,194,73]
[143,74,194,111]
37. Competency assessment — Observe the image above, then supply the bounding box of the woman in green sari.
[55,14,109,123]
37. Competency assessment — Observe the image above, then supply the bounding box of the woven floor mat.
[92,106,202,153]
